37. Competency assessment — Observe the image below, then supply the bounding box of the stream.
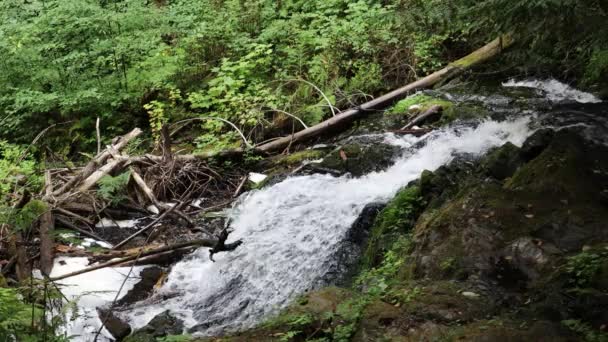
[52,79,603,340]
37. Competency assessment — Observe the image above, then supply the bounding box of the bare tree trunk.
[39,171,55,276]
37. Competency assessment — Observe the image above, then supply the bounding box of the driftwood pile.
[2,127,245,282]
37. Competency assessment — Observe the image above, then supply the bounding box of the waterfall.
[125,116,534,335]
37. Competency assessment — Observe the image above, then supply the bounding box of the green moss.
[389,94,454,115]
[362,186,424,269]
[272,149,326,167]
[124,333,156,342]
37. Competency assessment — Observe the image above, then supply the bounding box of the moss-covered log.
[256,35,513,153]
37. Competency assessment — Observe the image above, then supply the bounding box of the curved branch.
[170,117,252,148]
[284,79,338,117]
[267,108,308,129]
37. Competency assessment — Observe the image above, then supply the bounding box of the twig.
[111,203,180,250]
[267,108,308,129]
[55,216,108,243]
[233,175,248,198]
[96,117,101,155]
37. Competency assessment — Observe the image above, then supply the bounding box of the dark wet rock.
[97,307,131,340]
[329,202,386,285]
[126,311,184,342]
[520,128,555,161]
[318,141,400,177]
[117,266,163,307]
[348,202,386,246]
[480,142,524,180]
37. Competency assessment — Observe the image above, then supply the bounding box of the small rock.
[461,291,480,298]
[525,214,534,219]
[408,104,422,113]
[96,307,131,340]
[248,172,267,184]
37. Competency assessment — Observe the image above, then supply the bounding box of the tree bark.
[76,157,128,194]
[39,171,55,276]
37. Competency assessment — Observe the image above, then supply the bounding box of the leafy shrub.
[97,171,131,205]
[562,319,608,342]
[0,286,68,342]
[565,249,607,287]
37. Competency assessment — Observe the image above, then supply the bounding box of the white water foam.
[124,116,534,336]
[50,257,144,341]
[502,79,602,103]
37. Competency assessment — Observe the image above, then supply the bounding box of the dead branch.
[401,105,443,130]
[49,238,222,282]
[51,128,142,198]
[111,204,179,250]
[55,216,108,243]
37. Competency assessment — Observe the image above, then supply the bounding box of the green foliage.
[373,186,424,234]
[156,335,192,342]
[564,249,607,287]
[97,171,131,205]
[562,319,608,342]
[0,141,41,204]
[0,287,68,342]
[0,0,173,148]
[466,0,608,82]
[0,287,38,340]
[357,236,413,297]
[187,43,282,150]
[12,200,48,232]
[363,186,424,268]
[1,0,607,154]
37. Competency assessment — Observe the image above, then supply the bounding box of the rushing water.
[125,116,534,335]
[53,79,601,340]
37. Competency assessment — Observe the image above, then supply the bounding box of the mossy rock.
[390,93,455,116]
[318,142,399,177]
[435,319,574,342]
[269,149,327,167]
[388,92,490,127]
[197,287,355,342]
[479,142,524,180]
[412,129,608,285]
[124,333,156,342]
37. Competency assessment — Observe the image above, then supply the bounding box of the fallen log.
[76,156,128,194]
[49,238,220,282]
[51,128,142,198]
[256,35,513,153]
[401,105,443,130]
